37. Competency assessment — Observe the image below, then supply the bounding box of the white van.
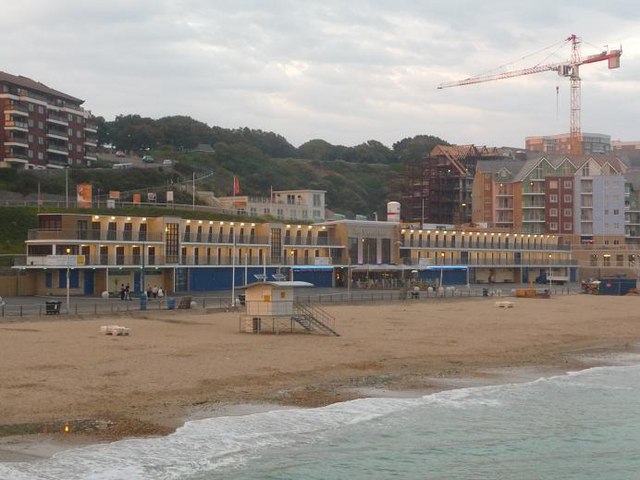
[162,159,174,166]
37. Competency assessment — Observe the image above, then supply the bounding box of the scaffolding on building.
[401,145,500,226]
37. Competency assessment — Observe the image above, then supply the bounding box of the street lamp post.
[65,247,71,314]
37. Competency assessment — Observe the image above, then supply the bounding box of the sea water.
[3,360,640,480]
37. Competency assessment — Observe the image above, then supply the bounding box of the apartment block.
[216,189,326,222]
[0,71,98,169]
[474,153,626,239]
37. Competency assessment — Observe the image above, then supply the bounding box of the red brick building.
[0,71,97,169]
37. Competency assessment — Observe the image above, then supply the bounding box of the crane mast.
[438,34,622,155]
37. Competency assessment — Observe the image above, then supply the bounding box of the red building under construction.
[401,145,501,226]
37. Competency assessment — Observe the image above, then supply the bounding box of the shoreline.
[2,347,638,463]
[1,295,640,462]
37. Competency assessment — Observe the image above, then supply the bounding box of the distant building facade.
[473,152,627,241]
[217,189,326,222]
[526,133,612,155]
[0,71,98,169]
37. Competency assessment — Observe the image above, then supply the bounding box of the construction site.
[401,34,622,226]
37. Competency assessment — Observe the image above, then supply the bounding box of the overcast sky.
[3,1,639,148]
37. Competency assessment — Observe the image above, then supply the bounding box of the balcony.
[4,103,29,114]
[46,129,68,141]
[47,112,69,125]
[182,233,271,245]
[401,258,577,268]
[4,120,29,131]
[27,229,164,242]
[84,124,98,133]
[3,150,28,162]
[4,134,28,148]
[283,236,333,246]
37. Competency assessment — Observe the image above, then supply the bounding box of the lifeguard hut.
[239,281,339,336]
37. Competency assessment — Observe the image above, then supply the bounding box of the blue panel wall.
[291,268,334,287]
[58,269,79,288]
[419,269,467,285]
[187,267,282,292]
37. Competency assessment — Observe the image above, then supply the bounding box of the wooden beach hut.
[239,281,339,336]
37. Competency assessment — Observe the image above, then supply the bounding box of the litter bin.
[139,292,147,311]
[45,301,62,315]
[482,288,489,297]
[167,298,176,310]
[238,294,246,306]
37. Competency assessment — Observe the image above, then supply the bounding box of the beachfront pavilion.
[9,212,577,297]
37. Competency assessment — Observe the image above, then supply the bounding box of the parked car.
[115,151,126,158]
[162,159,174,166]
[142,155,155,163]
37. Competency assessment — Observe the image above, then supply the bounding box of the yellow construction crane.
[438,34,622,155]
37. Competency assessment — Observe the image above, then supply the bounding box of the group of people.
[146,285,164,299]
[119,283,165,299]
[119,283,132,301]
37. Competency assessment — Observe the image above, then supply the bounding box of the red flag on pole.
[233,176,240,195]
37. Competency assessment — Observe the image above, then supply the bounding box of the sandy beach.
[1,294,639,461]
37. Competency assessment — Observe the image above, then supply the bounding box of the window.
[549,194,558,203]
[38,105,44,114]
[613,209,620,215]
[165,223,179,263]
[549,208,558,217]
[123,223,132,241]
[534,165,543,178]
[549,180,558,189]
[563,180,572,189]
[38,121,44,130]
[313,194,321,207]
[590,254,597,266]
[616,255,624,267]
[28,103,34,112]
[563,208,572,217]
[603,255,611,267]
[564,195,572,203]
[139,223,147,241]
[563,223,572,231]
